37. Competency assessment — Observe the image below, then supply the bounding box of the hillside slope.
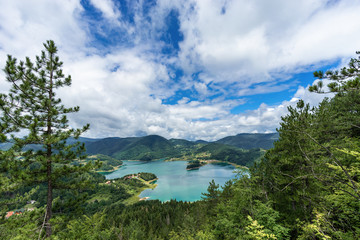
[113,135,179,160]
[83,134,276,162]
[85,137,138,156]
[195,143,265,166]
[216,133,278,149]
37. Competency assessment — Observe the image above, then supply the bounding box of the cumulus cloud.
[0,0,358,141]
[176,0,360,84]
[0,0,88,102]
[89,0,121,20]
[0,0,86,58]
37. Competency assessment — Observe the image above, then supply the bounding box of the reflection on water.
[104,160,239,202]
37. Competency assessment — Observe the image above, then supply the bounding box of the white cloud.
[0,0,357,142]
[89,0,121,20]
[176,0,360,85]
[0,0,87,58]
[237,83,293,97]
[277,0,360,68]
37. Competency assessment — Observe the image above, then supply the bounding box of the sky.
[0,0,360,141]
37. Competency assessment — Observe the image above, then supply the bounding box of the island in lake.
[186,160,206,170]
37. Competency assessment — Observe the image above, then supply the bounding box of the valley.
[82,133,277,170]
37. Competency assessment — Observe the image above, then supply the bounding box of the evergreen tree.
[201,179,220,215]
[201,179,220,202]
[0,40,94,237]
[253,51,360,238]
[309,51,360,94]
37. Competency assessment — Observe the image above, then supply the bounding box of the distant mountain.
[83,133,278,161]
[85,137,138,156]
[169,139,197,148]
[216,133,279,150]
[0,137,99,151]
[195,142,265,167]
[67,137,100,145]
[84,135,179,161]
[82,133,276,165]
[0,142,13,151]
[0,133,278,165]
[169,139,199,154]
[112,135,178,161]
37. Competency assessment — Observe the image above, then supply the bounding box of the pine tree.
[309,51,360,94]
[0,40,94,237]
[201,179,220,214]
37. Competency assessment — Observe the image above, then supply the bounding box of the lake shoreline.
[101,158,247,170]
[123,177,158,205]
[100,159,248,175]
[167,158,248,170]
[105,159,238,202]
[96,164,123,173]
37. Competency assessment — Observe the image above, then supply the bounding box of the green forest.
[83,134,268,166]
[1,42,360,239]
[84,154,123,172]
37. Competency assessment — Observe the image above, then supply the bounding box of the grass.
[122,178,158,205]
[95,164,122,173]
[87,194,111,203]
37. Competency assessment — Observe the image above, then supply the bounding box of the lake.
[104,160,239,202]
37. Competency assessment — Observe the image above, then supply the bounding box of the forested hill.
[84,133,278,153]
[82,133,276,164]
[216,133,279,149]
[2,43,360,239]
[85,135,178,161]
[0,133,277,154]
[0,133,275,166]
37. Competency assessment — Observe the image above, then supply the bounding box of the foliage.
[85,154,122,171]
[0,40,95,237]
[216,133,279,150]
[112,135,178,160]
[122,172,157,181]
[309,51,360,94]
[253,52,360,238]
[186,160,204,169]
[2,46,360,239]
[57,212,119,240]
[195,143,264,166]
[245,216,277,240]
[85,135,268,165]
[137,172,157,181]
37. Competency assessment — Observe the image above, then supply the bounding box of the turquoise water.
[104,160,238,202]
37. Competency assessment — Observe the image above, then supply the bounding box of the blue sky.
[0,0,359,140]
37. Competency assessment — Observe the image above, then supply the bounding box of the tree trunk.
[45,50,54,238]
[45,147,52,238]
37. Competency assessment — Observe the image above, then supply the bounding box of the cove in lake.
[104,160,238,202]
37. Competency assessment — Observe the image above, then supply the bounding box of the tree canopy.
[1,45,360,239]
[0,40,95,237]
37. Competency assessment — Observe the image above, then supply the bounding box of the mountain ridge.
[216,132,279,149]
[0,133,278,165]
[82,133,278,165]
